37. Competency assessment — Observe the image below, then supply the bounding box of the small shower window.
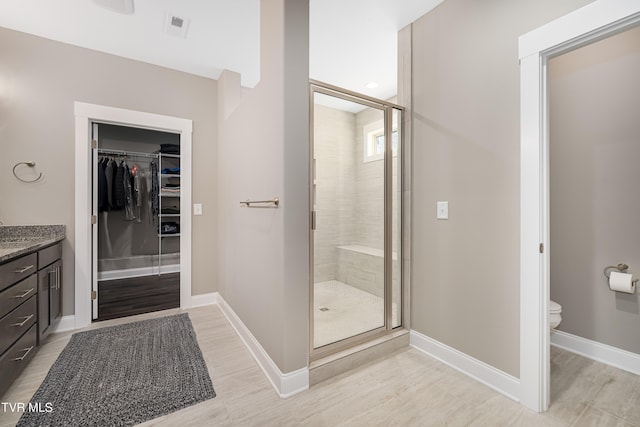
[363,122,398,163]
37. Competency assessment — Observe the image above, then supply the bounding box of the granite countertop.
[0,225,66,263]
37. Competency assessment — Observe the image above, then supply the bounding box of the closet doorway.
[92,123,182,321]
[74,102,193,329]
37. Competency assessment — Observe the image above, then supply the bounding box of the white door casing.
[91,122,99,319]
[75,102,193,329]
[519,0,640,413]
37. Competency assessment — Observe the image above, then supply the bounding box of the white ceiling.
[0,0,443,100]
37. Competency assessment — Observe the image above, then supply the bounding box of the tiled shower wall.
[313,104,356,282]
[314,101,400,304]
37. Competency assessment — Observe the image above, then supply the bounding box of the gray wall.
[217,0,309,373]
[407,0,593,377]
[549,26,640,354]
[0,27,218,315]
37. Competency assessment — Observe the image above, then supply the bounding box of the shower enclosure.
[310,80,403,359]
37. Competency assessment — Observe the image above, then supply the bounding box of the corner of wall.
[218,70,242,120]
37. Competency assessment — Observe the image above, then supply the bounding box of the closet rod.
[97,148,159,159]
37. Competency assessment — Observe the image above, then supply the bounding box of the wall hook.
[12,161,43,183]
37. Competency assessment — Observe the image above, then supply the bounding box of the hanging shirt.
[105,158,116,209]
[133,169,143,207]
[150,160,159,220]
[98,158,108,212]
[123,162,136,221]
[114,161,126,210]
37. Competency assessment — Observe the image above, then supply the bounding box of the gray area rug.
[18,313,215,426]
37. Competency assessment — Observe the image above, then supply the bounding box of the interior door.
[91,122,99,319]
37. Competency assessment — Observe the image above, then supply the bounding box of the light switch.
[193,203,203,215]
[437,201,448,220]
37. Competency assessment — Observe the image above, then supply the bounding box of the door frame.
[519,0,640,412]
[308,80,405,360]
[74,102,193,329]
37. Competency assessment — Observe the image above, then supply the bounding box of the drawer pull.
[11,314,34,327]
[13,265,34,274]
[12,346,34,361]
[12,288,34,299]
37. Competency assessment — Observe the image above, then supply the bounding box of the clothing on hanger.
[123,161,136,221]
[105,158,116,209]
[114,160,126,210]
[133,168,145,223]
[98,157,108,212]
[150,160,159,220]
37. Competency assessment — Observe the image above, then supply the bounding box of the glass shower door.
[310,82,403,355]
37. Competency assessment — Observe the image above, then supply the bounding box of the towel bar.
[240,197,280,208]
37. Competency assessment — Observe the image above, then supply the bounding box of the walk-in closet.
[92,123,181,321]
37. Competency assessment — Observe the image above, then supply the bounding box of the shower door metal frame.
[309,80,405,361]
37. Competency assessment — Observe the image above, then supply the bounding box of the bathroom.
[2,1,640,423]
[548,23,640,417]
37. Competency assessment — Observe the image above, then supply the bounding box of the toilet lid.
[549,300,562,313]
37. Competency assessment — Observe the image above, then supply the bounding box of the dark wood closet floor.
[96,273,180,321]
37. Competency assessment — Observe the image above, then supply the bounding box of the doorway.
[519,1,640,413]
[92,123,182,321]
[74,102,193,329]
[309,81,403,359]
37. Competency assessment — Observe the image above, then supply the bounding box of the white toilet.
[549,300,562,329]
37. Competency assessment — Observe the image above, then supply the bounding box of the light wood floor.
[1,305,638,426]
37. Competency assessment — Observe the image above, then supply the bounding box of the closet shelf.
[158,150,180,271]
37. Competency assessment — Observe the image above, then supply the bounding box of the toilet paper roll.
[609,271,636,294]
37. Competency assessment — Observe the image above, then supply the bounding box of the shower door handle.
[311,211,316,230]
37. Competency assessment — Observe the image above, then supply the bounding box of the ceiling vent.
[92,0,134,14]
[165,12,190,39]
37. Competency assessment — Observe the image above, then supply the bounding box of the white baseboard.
[53,315,76,333]
[53,291,216,334]
[410,330,520,402]
[190,292,219,308]
[217,295,309,398]
[551,330,640,376]
[98,264,180,281]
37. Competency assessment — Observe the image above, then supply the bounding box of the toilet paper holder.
[603,263,639,284]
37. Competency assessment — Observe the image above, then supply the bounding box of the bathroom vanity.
[0,225,65,397]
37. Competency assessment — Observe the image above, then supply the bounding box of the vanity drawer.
[38,243,62,269]
[0,274,37,319]
[0,295,37,356]
[0,253,37,292]
[0,324,37,397]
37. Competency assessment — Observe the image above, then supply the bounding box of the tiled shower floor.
[313,280,398,348]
